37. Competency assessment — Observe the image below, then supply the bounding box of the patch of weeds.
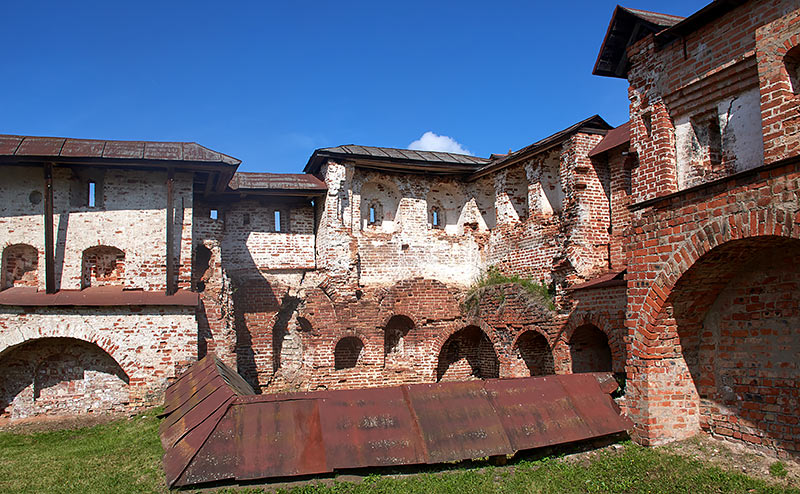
[770,461,789,478]
[462,266,555,314]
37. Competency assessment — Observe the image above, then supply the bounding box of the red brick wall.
[625,160,800,456]
[1,244,38,289]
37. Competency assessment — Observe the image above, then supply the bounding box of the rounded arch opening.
[384,315,414,366]
[436,325,499,382]
[1,243,38,290]
[656,236,800,454]
[569,324,612,374]
[81,245,125,289]
[514,330,554,376]
[0,337,129,419]
[334,336,364,370]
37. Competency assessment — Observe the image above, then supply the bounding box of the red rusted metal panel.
[0,135,23,155]
[555,374,633,438]
[61,138,105,158]
[16,137,65,156]
[486,376,596,451]
[160,359,632,488]
[183,142,223,162]
[404,381,513,463]
[144,141,183,161]
[160,385,234,449]
[163,395,235,487]
[175,406,238,487]
[103,140,144,159]
[318,387,427,469]
[234,400,329,481]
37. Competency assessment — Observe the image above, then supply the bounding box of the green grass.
[463,266,555,313]
[772,461,790,479]
[0,413,797,494]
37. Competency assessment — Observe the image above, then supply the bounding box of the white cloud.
[408,131,472,155]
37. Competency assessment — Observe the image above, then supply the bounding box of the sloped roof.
[593,6,685,78]
[0,134,240,166]
[305,144,488,175]
[588,121,631,157]
[469,115,612,179]
[225,171,326,196]
[654,0,747,48]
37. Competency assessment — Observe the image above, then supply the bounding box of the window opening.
[210,209,218,220]
[274,210,281,232]
[432,209,439,227]
[88,181,96,208]
[786,45,800,94]
[369,206,376,224]
[243,213,250,226]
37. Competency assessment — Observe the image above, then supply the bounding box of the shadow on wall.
[436,325,499,382]
[0,337,129,418]
[515,330,555,376]
[663,236,800,455]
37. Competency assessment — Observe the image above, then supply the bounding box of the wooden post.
[166,168,175,295]
[43,162,56,293]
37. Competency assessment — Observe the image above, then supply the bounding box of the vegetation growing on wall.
[462,266,555,314]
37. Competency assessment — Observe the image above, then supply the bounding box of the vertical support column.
[43,162,56,294]
[166,168,175,295]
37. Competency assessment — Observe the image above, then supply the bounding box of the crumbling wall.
[0,166,194,291]
[626,0,798,202]
[0,306,196,417]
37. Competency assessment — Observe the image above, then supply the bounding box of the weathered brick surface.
[0,306,196,417]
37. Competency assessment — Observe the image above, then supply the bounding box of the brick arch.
[561,314,624,373]
[511,329,555,377]
[634,207,798,354]
[431,318,501,360]
[1,243,39,289]
[434,322,500,382]
[0,328,134,378]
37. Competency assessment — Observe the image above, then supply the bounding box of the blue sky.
[2,1,704,173]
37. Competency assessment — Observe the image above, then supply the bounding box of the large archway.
[436,325,499,382]
[0,337,129,419]
[648,236,800,454]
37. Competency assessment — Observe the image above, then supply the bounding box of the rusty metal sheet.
[15,136,65,156]
[160,385,234,449]
[404,381,513,463]
[102,140,144,159]
[318,387,427,469]
[175,405,238,487]
[163,360,218,406]
[163,395,235,488]
[160,358,632,489]
[486,376,598,451]
[144,141,183,161]
[0,135,23,154]
[555,374,633,438]
[234,400,329,481]
[0,286,198,307]
[61,138,105,158]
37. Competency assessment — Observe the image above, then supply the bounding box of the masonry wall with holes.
[0,306,196,419]
[0,166,194,291]
[486,133,630,294]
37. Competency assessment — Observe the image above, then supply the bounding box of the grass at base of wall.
[0,411,797,494]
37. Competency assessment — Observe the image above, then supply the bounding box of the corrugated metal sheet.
[161,356,633,488]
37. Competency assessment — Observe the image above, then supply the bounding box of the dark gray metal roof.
[593,6,685,78]
[305,144,489,175]
[470,115,613,179]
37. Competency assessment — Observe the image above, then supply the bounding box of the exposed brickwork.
[1,244,38,289]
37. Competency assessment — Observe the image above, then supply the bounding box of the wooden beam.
[166,168,176,295]
[43,162,56,293]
